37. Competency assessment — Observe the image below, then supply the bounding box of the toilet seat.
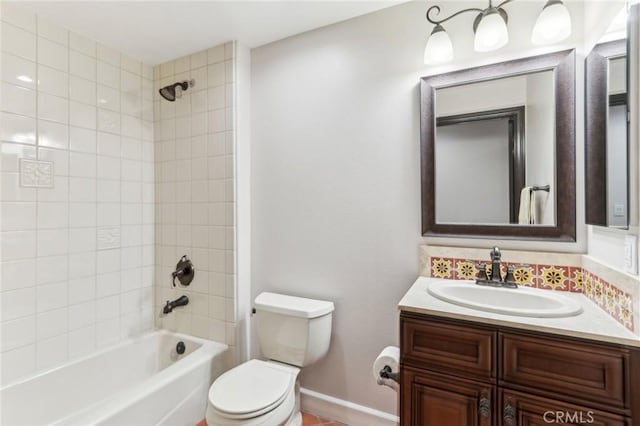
[206,360,300,425]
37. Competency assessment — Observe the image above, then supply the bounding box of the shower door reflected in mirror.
[434,71,555,226]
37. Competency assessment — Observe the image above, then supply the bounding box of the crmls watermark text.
[543,411,595,424]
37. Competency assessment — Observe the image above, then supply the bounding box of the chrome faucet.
[476,246,518,288]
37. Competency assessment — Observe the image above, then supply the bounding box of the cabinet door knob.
[503,400,516,426]
[479,391,491,419]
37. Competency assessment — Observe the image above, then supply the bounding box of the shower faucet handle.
[171,255,195,287]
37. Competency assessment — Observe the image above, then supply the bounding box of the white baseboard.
[300,388,399,426]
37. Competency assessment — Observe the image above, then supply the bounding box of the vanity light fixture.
[424,0,572,64]
[531,0,572,45]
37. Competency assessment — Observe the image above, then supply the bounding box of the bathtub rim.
[1,329,226,391]
[50,329,228,425]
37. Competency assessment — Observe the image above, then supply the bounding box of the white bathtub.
[1,330,228,426]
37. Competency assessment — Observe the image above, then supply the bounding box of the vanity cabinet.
[400,312,640,426]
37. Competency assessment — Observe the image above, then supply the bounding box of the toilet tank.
[254,292,334,367]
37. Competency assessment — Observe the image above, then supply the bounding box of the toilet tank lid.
[254,292,334,319]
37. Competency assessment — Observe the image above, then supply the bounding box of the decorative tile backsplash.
[422,246,638,334]
[429,257,584,292]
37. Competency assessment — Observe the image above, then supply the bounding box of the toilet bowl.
[205,292,334,426]
[206,360,300,426]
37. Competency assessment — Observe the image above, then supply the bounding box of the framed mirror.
[420,49,576,241]
[585,39,629,229]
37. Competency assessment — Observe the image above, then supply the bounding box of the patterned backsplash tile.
[422,246,638,334]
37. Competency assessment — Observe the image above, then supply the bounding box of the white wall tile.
[69,202,96,227]
[37,147,68,176]
[69,152,97,178]
[97,45,120,67]
[2,83,36,116]
[36,308,68,340]
[38,93,69,123]
[37,17,68,46]
[69,177,96,202]
[1,259,36,292]
[97,109,121,134]
[207,63,225,87]
[37,229,68,257]
[96,156,121,180]
[1,12,154,383]
[97,61,120,89]
[97,84,121,112]
[38,120,69,149]
[1,287,36,321]
[70,51,96,81]
[37,202,69,229]
[69,32,95,57]
[68,252,96,279]
[1,230,37,261]
[2,24,36,61]
[1,4,36,32]
[69,76,96,105]
[2,53,36,89]
[97,203,121,226]
[1,315,36,351]
[69,126,97,153]
[69,101,97,129]
[1,113,37,144]
[69,228,97,253]
[68,325,95,358]
[35,182,68,208]
[1,202,37,231]
[69,301,95,330]
[38,38,68,72]
[38,65,68,97]
[69,276,95,304]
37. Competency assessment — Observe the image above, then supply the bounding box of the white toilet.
[206,292,335,426]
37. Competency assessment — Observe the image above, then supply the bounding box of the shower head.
[159,79,194,102]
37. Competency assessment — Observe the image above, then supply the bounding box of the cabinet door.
[500,390,629,426]
[401,367,494,426]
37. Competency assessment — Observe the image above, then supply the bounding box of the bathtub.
[1,330,228,426]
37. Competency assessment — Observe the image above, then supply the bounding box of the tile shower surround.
[423,248,636,333]
[0,8,155,385]
[152,42,238,359]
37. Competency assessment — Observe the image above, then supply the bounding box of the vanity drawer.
[500,332,630,412]
[401,315,496,381]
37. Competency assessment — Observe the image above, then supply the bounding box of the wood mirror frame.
[420,49,576,241]
[585,40,627,228]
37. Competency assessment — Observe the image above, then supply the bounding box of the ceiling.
[11,0,402,65]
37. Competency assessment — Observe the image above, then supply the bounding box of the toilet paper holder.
[379,365,399,383]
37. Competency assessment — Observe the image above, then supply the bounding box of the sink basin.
[427,280,583,318]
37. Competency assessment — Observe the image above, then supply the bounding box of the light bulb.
[474,9,509,52]
[424,25,453,65]
[532,0,572,45]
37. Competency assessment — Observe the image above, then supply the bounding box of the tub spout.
[163,295,189,314]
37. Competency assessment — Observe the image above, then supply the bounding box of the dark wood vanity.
[399,312,640,425]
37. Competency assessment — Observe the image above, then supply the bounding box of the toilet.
[206,292,335,426]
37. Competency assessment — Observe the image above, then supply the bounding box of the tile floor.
[197,412,346,426]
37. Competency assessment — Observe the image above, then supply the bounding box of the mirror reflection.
[434,71,556,226]
[606,55,628,228]
[585,3,629,230]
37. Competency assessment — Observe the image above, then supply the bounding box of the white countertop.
[399,277,640,348]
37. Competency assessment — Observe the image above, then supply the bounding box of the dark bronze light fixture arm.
[426,5,483,25]
[426,0,515,26]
